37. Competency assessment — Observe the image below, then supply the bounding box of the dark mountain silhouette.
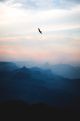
[0,62,80,111]
[0,62,18,71]
[13,66,31,80]
[48,64,80,79]
[0,100,80,115]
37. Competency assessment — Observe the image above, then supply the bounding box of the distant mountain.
[0,62,18,71]
[0,62,80,107]
[49,64,80,79]
[13,66,31,80]
[15,60,40,68]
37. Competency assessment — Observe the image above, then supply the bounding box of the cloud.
[64,0,80,4]
[58,0,80,9]
[0,0,80,10]
[0,0,80,64]
[0,0,5,1]
[14,0,80,9]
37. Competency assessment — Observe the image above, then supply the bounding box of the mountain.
[0,62,80,108]
[49,64,80,79]
[0,100,80,114]
[13,66,31,80]
[0,62,18,71]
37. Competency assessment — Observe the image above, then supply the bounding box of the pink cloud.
[0,44,80,63]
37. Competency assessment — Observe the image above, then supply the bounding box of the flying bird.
[38,28,42,34]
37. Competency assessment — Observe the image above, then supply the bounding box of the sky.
[0,0,80,65]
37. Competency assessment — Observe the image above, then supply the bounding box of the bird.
[38,28,42,34]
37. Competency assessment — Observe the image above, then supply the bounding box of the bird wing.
[38,28,42,34]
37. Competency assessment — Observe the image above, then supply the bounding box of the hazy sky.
[0,0,80,65]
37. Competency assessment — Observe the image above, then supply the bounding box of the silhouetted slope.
[0,62,18,71]
[50,64,80,79]
[13,66,31,80]
[0,62,80,109]
[0,100,80,115]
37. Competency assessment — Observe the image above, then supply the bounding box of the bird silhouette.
[38,28,42,34]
